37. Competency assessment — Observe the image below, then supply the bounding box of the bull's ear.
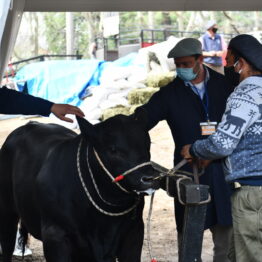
[76,116,96,140]
[133,107,148,129]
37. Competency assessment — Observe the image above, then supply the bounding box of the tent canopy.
[1,0,262,81]
[22,0,262,12]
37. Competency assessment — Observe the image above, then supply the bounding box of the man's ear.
[199,55,204,63]
[239,57,247,68]
[76,116,96,140]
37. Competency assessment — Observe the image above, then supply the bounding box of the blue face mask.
[176,65,198,81]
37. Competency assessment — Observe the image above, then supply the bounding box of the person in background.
[0,85,85,256]
[200,20,227,75]
[140,38,232,262]
[181,34,262,262]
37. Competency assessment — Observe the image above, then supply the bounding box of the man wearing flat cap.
[139,38,233,262]
[182,34,262,262]
[200,21,227,74]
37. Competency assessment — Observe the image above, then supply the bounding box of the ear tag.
[113,175,124,183]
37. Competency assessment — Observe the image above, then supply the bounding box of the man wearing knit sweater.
[182,34,262,262]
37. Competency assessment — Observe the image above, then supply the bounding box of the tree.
[12,11,262,63]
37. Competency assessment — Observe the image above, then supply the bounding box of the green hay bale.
[129,104,143,114]
[145,72,175,87]
[128,87,159,105]
[101,105,131,121]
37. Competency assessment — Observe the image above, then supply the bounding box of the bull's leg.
[0,204,19,261]
[117,220,144,262]
[117,204,144,262]
[42,224,72,262]
[0,174,19,261]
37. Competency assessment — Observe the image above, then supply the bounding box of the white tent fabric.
[0,0,24,81]
[1,0,262,81]
[0,0,11,41]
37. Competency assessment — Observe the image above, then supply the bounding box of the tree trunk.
[254,11,260,31]
[185,12,196,32]
[148,11,154,29]
[66,12,74,55]
[223,11,240,34]
[175,11,184,34]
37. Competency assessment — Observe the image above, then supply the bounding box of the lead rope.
[147,192,157,262]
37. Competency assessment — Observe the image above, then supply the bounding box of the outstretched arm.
[50,104,84,123]
[0,87,84,122]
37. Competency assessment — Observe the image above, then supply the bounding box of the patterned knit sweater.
[191,76,262,182]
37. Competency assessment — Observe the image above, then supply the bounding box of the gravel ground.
[0,116,213,262]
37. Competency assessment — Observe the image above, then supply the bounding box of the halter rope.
[77,139,139,216]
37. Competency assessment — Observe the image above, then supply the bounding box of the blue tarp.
[15,59,104,106]
[14,53,142,106]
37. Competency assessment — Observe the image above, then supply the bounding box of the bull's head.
[76,109,160,195]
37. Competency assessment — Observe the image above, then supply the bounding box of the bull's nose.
[141,176,154,183]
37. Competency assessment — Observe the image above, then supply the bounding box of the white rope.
[93,149,152,193]
[77,140,138,216]
[146,193,156,262]
[122,161,153,176]
[86,147,121,207]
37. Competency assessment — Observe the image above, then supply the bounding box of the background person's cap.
[206,20,216,30]
[228,34,262,71]
[167,38,202,59]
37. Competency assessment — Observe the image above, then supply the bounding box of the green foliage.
[43,12,93,56]
[73,13,89,55]
[13,11,262,61]
[43,13,66,54]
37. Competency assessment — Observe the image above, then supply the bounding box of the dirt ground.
[0,116,213,262]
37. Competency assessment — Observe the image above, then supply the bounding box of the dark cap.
[228,34,262,71]
[167,38,202,59]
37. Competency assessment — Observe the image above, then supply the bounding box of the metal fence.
[97,28,237,50]
[4,54,82,79]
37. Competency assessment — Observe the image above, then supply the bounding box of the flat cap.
[228,34,262,71]
[167,38,202,59]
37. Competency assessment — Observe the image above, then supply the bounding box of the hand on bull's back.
[50,104,85,123]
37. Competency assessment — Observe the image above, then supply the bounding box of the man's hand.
[50,104,85,123]
[215,51,224,57]
[181,144,212,168]
[197,159,212,169]
[181,144,193,161]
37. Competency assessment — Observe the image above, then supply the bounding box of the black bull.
[0,112,160,262]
